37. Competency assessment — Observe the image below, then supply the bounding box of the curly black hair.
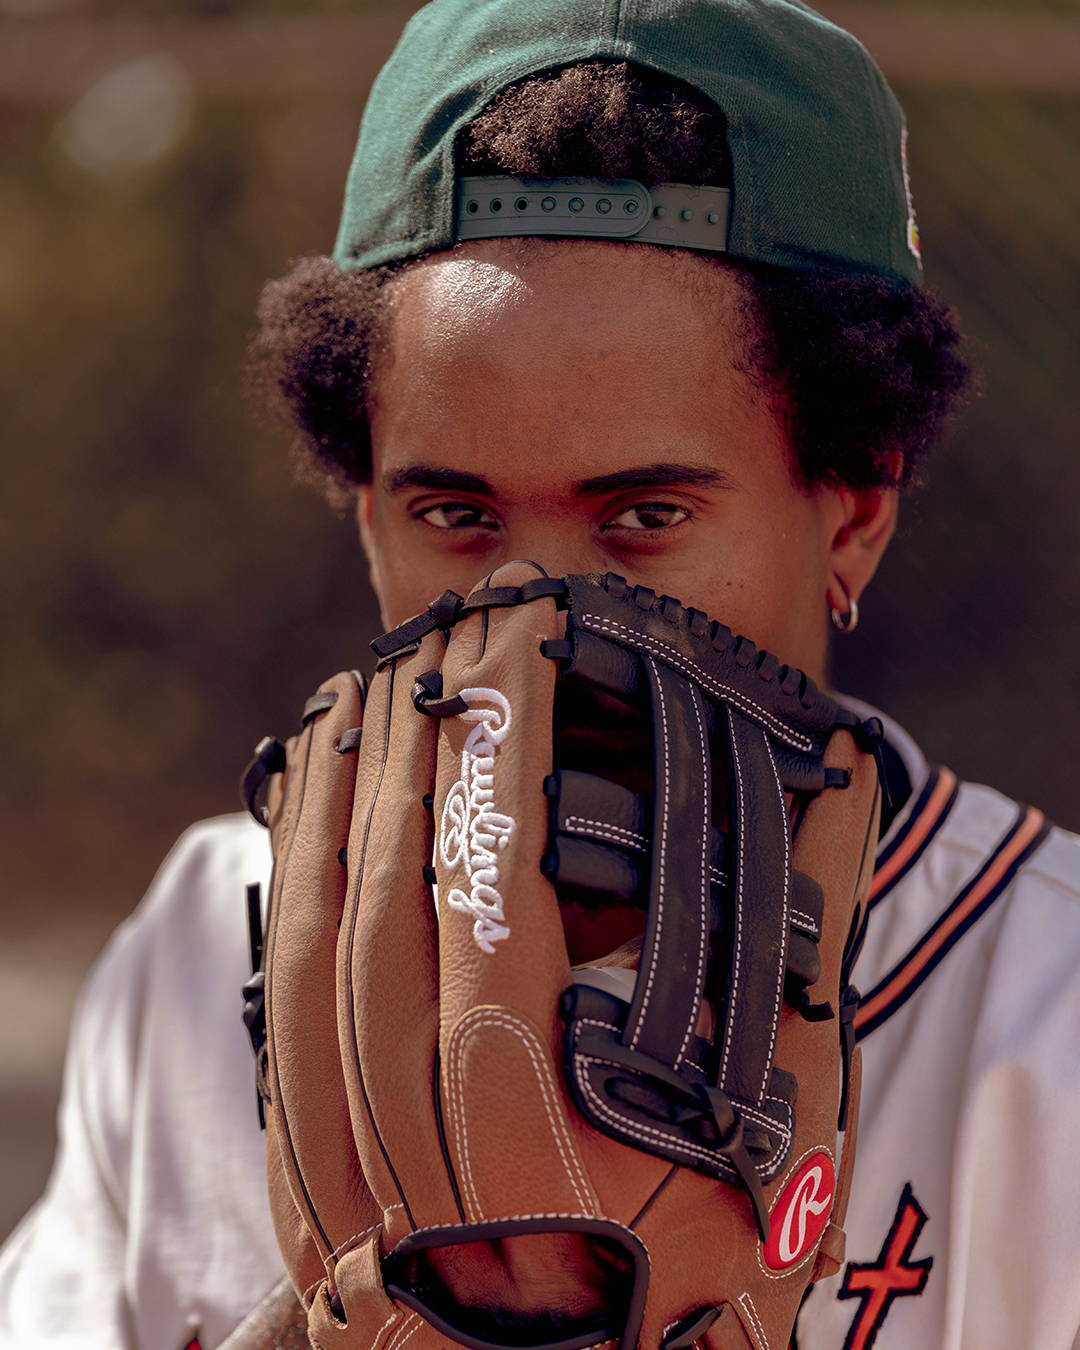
[252,61,971,495]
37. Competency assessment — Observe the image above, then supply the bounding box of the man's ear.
[355,484,387,621]
[825,482,899,620]
[356,484,375,561]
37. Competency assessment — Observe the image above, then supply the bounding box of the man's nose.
[490,522,609,583]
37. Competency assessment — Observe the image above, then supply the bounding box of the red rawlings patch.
[762,1150,835,1271]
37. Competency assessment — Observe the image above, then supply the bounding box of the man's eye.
[416,502,498,530]
[606,502,690,531]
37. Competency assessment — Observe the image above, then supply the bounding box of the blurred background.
[1,0,1078,1241]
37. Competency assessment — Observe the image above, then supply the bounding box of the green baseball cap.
[333,0,923,283]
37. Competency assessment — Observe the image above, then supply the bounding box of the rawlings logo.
[762,1151,835,1271]
[438,687,515,954]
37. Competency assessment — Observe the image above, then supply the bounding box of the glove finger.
[634,726,880,1350]
[265,672,376,1279]
[427,563,605,1229]
[435,561,571,1022]
[339,627,459,1246]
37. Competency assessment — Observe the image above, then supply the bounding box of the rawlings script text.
[438,688,515,954]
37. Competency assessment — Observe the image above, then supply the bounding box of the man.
[3,0,1079,1347]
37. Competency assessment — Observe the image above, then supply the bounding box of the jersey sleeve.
[947,832,1080,1347]
[798,810,1080,1350]
[0,814,282,1350]
[0,910,144,1349]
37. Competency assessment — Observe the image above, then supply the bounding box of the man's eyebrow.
[382,461,736,498]
[573,463,737,496]
[383,465,495,496]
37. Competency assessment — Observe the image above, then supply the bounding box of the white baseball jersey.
[2,707,1079,1350]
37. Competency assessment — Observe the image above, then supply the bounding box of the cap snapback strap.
[456,176,731,253]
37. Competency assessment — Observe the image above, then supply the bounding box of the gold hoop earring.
[830,586,860,634]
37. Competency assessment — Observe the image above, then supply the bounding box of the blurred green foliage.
[832,85,1080,810]
[2,85,379,920]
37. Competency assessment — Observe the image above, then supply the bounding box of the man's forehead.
[370,243,773,483]
[391,240,728,324]
[392,253,535,333]
[378,240,740,407]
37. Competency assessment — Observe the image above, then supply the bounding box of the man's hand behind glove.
[243,561,881,1350]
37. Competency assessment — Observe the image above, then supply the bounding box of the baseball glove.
[240,561,881,1350]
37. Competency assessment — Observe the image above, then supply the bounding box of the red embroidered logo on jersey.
[762,1150,834,1270]
[838,1182,933,1350]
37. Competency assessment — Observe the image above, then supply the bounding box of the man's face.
[360,240,893,682]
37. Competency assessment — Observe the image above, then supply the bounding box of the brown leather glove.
[241,562,880,1350]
